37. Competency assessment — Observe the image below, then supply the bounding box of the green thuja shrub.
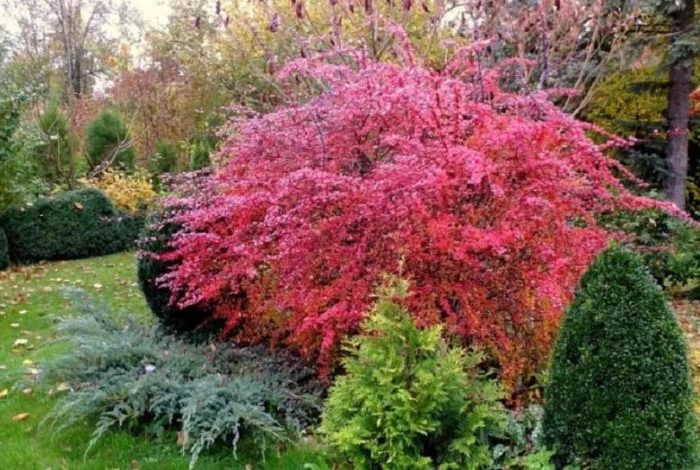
[86,110,135,172]
[319,278,507,470]
[1,188,141,263]
[41,289,323,469]
[543,245,698,469]
[0,226,8,270]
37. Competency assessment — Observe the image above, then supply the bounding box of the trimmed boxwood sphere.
[1,188,142,264]
[137,206,212,333]
[0,227,9,270]
[543,244,697,469]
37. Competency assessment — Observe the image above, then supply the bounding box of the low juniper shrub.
[41,289,323,469]
[543,245,698,469]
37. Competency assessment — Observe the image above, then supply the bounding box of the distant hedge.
[0,227,8,270]
[1,188,143,264]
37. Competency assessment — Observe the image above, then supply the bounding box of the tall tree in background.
[665,0,695,210]
[1,0,116,103]
[44,0,111,99]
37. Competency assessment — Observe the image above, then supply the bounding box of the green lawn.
[0,252,328,470]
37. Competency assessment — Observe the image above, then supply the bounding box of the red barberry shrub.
[158,36,676,390]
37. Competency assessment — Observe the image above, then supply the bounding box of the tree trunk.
[665,0,695,210]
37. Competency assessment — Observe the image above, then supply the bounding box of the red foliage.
[159,39,676,389]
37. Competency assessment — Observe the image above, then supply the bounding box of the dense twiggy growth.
[138,206,213,333]
[158,32,677,388]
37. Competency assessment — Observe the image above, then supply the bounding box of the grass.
[0,252,330,470]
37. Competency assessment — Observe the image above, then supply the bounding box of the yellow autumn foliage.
[586,62,700,138]
[585,65,667,137]
[84,170,156,213]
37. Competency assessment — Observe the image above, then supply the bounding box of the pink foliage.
[159,41,675,389]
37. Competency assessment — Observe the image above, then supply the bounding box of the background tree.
[456,0,638,115]
[664,0,696,209]
[1,0,118,102]
[0,26,47,211]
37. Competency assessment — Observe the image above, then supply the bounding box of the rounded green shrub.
[0,226,9,270]
[1,188,142,264]
[86,111,135,172]
[137,206,212,332]
[319,278,507,470]
[543,244,697,469]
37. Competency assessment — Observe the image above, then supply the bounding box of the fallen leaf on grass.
[22,359,34,366]
[13,338,28,347]
[12,413,30,422]
[56,382,70,392]
[10,323,19,328]
[21,388,32,395]
[0,389,8,398]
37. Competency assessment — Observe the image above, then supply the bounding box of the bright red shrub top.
[159,39,675,390]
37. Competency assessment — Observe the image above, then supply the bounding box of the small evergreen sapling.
[543,245,698,469]
[319,278,507,469]
[149,140,179,175]
[86,110,135,173]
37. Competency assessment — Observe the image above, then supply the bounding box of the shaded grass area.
[0,252,328,469]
